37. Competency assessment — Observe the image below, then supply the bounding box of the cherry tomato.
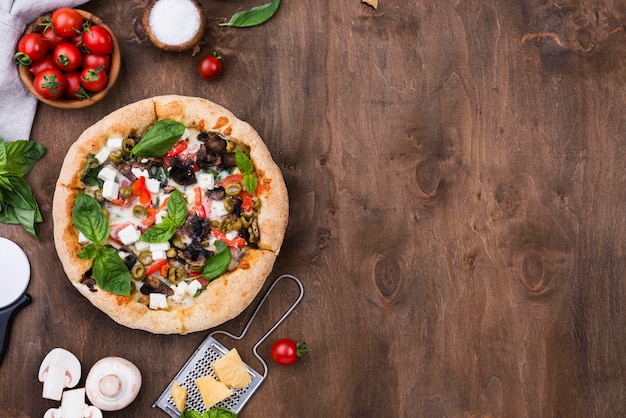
[41,27,65,51]
[51,8,84,37]
[33,68,66,100]
[82,25,113,55]
[81,65,107,92]
[28,53,56,77]
[53,43,82,71]
[198,52,223,80]
[14,33,47,66]
[270,339,310,366]
[63,71,90,100]
[82,53,111,73]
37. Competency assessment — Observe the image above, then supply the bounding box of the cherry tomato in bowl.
[51,7,83,37]
[270,339,310,366]
[14,33,47,66]
[33,68,66,100]
[82,25,113,55]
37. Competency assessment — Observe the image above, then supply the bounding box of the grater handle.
[209,274,304,377]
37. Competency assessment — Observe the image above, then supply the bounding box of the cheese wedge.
[170,381,187,412]
[211,348,252,388]
[195,375,234,409]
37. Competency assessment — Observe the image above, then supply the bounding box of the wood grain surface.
[1,0,626,416]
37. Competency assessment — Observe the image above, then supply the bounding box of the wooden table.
[2,0,626,416]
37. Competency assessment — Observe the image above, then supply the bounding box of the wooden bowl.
[18,9,121,110]
[142,0,206,52]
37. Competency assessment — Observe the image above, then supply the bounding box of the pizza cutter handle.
[0,293,31,364]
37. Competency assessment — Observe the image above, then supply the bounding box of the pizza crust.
[53,95,289,334]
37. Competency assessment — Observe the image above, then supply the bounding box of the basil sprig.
[181,407,237,418]
[219,0,280,27]
[141,190,188,243]
[72,193,131,296]
[131,119,186,158]
[0,139,46,238]
[235,150,257,194]
[202,240,231,281]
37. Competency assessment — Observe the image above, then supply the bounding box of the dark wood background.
[2,0,626,416]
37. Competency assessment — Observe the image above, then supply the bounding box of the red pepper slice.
[132,176,152,205]
[145,259,168,277]
[165,140,188,158]
[211,229,247,248]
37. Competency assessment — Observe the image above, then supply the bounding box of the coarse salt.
[149,0,201,46]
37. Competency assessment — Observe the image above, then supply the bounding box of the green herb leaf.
[72,193,109,244]
[131,120,186,158]
[180,411,206,418]
[202,240,231,281]
[235,150,258,194]
[0,141,6,170]
[80,154,104,188]
[0,174,14,191]
[140,218,177,243]
[208,408,237,418]
[4,140,46,176]
[92,247,132,296]
[167,189,188,226]
[3,176,43,238]
[77,243,101,260]
[219,0,280,27]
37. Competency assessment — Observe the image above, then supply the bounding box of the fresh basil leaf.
[9,206,38,239]
[243,173,258,195]
[92,247,132,296]
[6,176,42,222]
[167,189,188,226]
[80,154,104,188]
[131,120,186,158]
[0,204,19,225]
[77,243,101,260]
[4,140,46,176]
[219,0,280,27]
[0,174,13,191]
[0,140,6,170]
[72,193,109,244]
[202,240,231,281]
[235,150,253,173]
[207,407,238,418]
[180,411,206,418]
[140,218,177,243]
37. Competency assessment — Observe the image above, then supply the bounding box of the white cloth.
[0,0,88,141]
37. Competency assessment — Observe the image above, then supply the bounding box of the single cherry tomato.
[28,53,56,76]
[198,52,223,80]
[14,33,47,66]
[270,339,310,366]
[82,25,113,55]
[51,8,83,37]
[80,65,107,92]
[33,68,66,99]
[53,43,82,71]
[82,53,111,73]
[41,26,65,51]
[63,71,90,100]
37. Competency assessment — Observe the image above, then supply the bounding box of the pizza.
[53,95,288,334]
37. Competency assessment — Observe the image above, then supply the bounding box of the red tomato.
[82,25,113,55]
[53,43,82,71]
[198,53,223,80]
[51,8,84,37]
[33,68,66,99]
[82,53,111,73]
[28,54,56,76]
[80,65,107,92]
[63,71,90,100]
[14,33,47,66]
[270,339,310,366]
[41,27,65,51]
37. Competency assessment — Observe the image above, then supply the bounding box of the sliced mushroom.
[39,348,82,401]
[44,388,102,418]
[85,357,142,411]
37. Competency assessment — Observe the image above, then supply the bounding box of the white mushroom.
[43,388,102,418]
[39,348,82,401]
[85,357,142,411]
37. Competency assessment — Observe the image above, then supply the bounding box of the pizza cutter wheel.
[153,274,304,416]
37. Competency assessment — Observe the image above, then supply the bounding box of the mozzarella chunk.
[150,242,170,252]
[187,280,203,296]
[131,167,149,179]
[78,232,91,245]
[146,178,161,194]
[225,230,239,241]
[134,240,150,252]
[152,250,167,261]
[211,200,229,218]
[118,225,141,246]
[102,180,120,201]
[107,136,124,151]
[149,293,168,310]
[97,165,118,182]
[94,147,110,164]
[197,172,215,190]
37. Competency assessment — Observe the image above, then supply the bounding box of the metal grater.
[153,274,304,416]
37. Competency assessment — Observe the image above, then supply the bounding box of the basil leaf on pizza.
[53,96,289,334]
[131,119,186,157]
